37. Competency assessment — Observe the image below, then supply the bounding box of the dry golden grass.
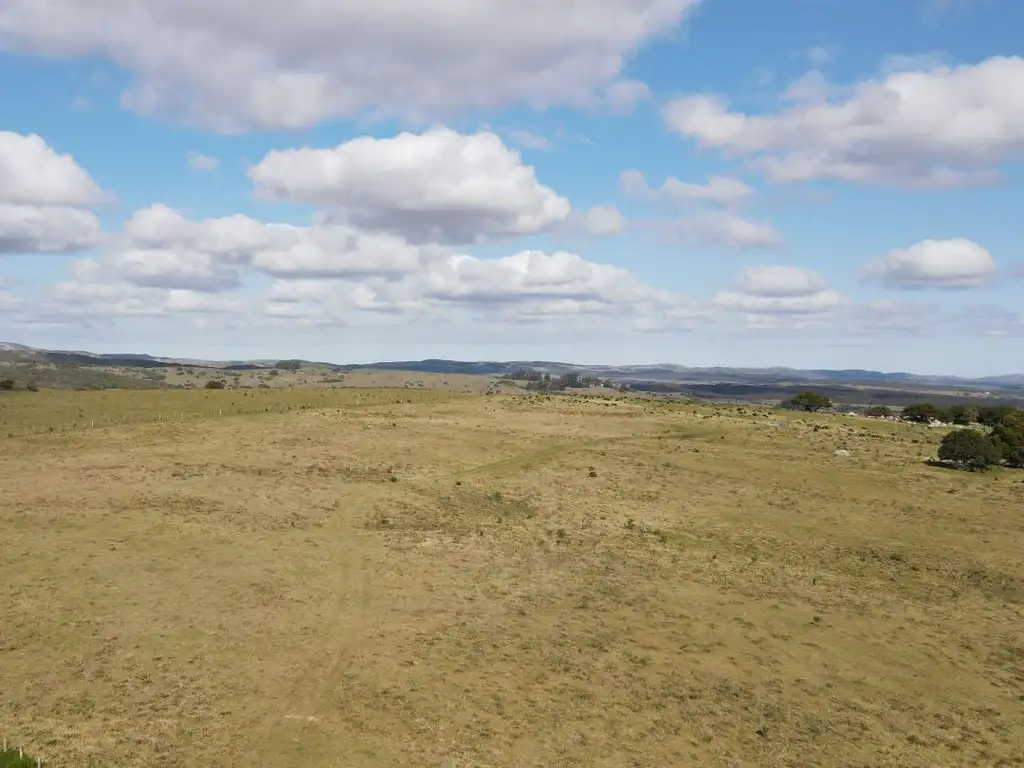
[1,391,1023,766]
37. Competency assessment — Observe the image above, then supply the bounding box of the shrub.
[788,391,831,412]
[0,379,14,391]
[0,746,40,767]
[864,405,893,418]
[947,404,978,425]
[937,429,1003,471]
[204,379,226,390]
[991,413,1024,468]
[977,404,1019,427]
[902,402,950,424]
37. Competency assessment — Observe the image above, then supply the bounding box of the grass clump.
[1,746,41,767]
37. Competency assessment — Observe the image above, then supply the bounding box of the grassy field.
[1,389,1022,766]
[0,387,456,436]
[0,359,522,395]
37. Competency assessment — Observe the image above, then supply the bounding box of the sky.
[0,0,1022,375]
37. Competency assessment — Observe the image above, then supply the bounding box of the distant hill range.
[2,341,1022,391]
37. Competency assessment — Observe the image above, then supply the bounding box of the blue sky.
[0,0,1021,375]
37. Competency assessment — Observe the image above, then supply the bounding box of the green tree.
[864,405,893,418]
[947,404,979,425]
[937,429,1003,471]
[789,391,832,412]
[901,402,950,424]
[204,379,226,389]
[977,404,1019,427]
[0,379,14,390]
[275,359,302,371]
[991,412,1024,468]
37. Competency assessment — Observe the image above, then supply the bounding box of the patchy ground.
[2,391,1022,766]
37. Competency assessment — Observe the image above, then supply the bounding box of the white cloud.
[81,204,445,291]
[715,289,845,315]
[954,305,1024,337]
[714,265,846,322]
[598,79,653,114]
[734,265,827,297]
[44,202,701,332]
[0,0,699,131]
[0,131,106,206]
[249,128,571,244]
[657,212,782,248]
[186,152,220,172]
[584,205,625,236]
[621,170,754,206]
[867,238,996,288]
[848,299,939,334]
[45,282,246,320]
[266,249,692,326]
[664,56,1024,187]
[782,70,832,103]
[0,132,106,255]
[0,205,102,254]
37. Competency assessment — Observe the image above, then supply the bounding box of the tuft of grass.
[0,747,40,767]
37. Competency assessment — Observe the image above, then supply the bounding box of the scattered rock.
[834,449,851,458]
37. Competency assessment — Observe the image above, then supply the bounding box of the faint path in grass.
[254,483,379,763]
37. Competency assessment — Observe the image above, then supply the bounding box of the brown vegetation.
[1,390,1022,766]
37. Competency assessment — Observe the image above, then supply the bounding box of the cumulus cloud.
[714,265,845,324]
[734,265,827,296]
[249,128,571,244]
[0,205,102,254]
[597,79,653,114]
[80,204,445,291]
[0,0,698,131]
[584,205,626,236]
[0,131,107,207]
[656,212,782,248]
[621,169,754,206]
[58,204,697,333]
[664,56,1024,187]
[0,132,106,254]
[622,169,772,249]
[867,238,996,288]
[42,282,246,322]
[186,152,220,172]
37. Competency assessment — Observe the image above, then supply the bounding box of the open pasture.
[1,389,1022,766]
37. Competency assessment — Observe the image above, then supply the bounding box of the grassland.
[1,388,1023,766]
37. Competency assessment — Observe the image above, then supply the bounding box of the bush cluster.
[937,411,1024,471]
[902,402,1016,426]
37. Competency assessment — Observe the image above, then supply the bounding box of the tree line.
[898,402,1017,426]
[500,371,613,390]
